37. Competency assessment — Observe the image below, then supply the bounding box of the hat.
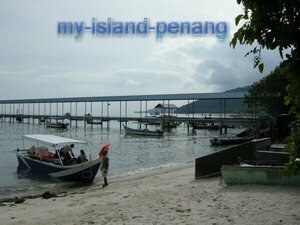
[98,144,110,157]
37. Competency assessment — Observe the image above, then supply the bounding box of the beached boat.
[210,136,254,145]
[16,134,105,182]
[221,165,300,186]
[123,125,163,136]
[46,122,69,129]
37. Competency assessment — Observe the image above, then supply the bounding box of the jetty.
[0,92,258,133]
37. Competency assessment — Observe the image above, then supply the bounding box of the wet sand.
[1,163,299,225]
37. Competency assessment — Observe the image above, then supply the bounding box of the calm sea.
[0,119,242,198]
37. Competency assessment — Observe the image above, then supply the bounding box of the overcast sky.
[0,0,283,100]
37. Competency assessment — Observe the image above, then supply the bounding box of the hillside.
[177,86,251,113]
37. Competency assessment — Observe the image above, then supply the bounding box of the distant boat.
[210,136,254,145]
[192,123,219,130]
[163,121,180,129]
[48,116,68,120]
[39,117,46,123]
[150,112,160,116]
[87,120,102,125]
[123,125,163,136]
[46,122,69,129]
[142,121,161,126]
[16,115,23,123]
[84,113,102,125]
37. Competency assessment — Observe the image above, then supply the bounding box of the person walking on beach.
[101,150,109,187]
[99,147,109,188]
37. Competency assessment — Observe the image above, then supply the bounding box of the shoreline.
[1,161,195,200]
[1,162,300,225]
[0,161,194,202]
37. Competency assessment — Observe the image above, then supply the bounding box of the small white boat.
[46,122,69,129]
[16,134,105,182]
[87,120,102,125]
[123,125,163,136]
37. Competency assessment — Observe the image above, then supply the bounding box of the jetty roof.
[0,91,247,104]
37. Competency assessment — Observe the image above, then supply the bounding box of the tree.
[245,65,289,117]
[230,0,300,72]
[231,0,300,167]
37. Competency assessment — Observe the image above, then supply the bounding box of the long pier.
[0,92,258,133]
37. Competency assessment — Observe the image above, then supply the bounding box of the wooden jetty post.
[139,101,142,130]
[75,102,78,127]
[125,101,128,127]
[187,99,190,133]
[106,101,110,129]
[84,102,87,129]
[12,104,15,123]
[70,102,72,127]
[101,101,103,128]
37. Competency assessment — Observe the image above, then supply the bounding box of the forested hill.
[177,86,251,113]
[224,86,250,93]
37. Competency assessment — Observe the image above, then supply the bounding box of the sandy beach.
[1,163,299,225]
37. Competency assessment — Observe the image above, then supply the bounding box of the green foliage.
[230,0,300,71]
[231,0,300,169]
[282,50,300,117]
[258,63,264,73]
[285,130,300,171]
[245,65,290,117]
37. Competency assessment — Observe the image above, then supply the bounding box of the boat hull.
[87,121,102,125]
[46,123,69,128]
[16,152,101,182]
[192,125,219,130]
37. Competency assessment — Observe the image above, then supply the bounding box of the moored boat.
[16,115,23,123]
[46,122,69,129]
[123,125,163,136]
[87,120,102,125]
[191,122,219,130]
[16,134,106,182]
[39,117,46,123]
[210,136,254,145]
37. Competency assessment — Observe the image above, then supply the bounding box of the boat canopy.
[23,134,86,145]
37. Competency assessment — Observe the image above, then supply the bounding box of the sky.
[0,0,283,100]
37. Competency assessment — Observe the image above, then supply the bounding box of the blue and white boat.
[16,134,103,182]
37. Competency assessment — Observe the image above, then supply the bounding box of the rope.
[196,171,221,179]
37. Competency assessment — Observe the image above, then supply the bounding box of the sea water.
[0,120,242,198]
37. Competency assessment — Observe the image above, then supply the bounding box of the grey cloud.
[0,0,284,99]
